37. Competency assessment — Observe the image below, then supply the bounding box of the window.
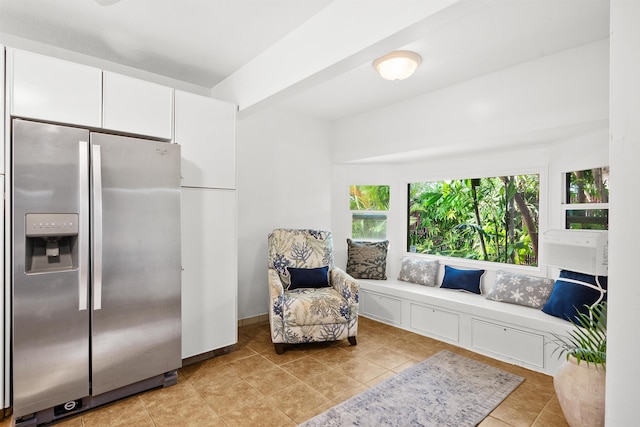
[408,175,540,266]
[350,185,389,240]
[563,167,609,230]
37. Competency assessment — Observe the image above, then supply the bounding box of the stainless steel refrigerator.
[11,119,181,425]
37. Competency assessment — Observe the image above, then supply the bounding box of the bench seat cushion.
[359,278,571,330]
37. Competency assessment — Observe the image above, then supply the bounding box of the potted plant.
[552,301,607,427]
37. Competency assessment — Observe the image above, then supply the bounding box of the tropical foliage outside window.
[564,167,609,230]
[350,185,389,240]
[408,175,540,266]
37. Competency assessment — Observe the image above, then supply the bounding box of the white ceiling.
[0,0,610,121]
[0,0,333,88]
[280,0,610,120]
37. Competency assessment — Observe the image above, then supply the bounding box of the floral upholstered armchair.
[268,229,359,354]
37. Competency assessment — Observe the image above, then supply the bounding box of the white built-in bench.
[358,265,573,376]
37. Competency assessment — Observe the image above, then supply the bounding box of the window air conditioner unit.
[542,230,609,276]
[542,230,608,276]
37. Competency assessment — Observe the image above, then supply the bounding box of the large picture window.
[408,175,540,266]
[350,185,389,240]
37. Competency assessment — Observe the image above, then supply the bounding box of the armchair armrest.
[330,267,360,307]
[268,268,285,299]
[268,268,286,343]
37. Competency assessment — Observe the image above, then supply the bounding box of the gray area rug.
[299,350,524,427]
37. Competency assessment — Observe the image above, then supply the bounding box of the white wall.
[332,39,609,164]
[236,108,333,320]
[607,1,640,425]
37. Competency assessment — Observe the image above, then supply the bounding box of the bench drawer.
[361,290,402,325]
[471,319,544,368]
[410,303,459,342]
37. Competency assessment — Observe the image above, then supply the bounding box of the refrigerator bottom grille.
[53,399,82,416]
[14,370,178,427]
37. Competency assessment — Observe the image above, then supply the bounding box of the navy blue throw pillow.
[541,270,608,322]
[441,266,485,294]
[287,266,330,290]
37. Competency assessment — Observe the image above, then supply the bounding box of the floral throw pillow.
[397,257,438,286]
[346,239,389,280]
[485,270,555,309]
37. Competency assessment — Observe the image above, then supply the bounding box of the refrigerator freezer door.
[12,120,91,417]
[90,133,181,396]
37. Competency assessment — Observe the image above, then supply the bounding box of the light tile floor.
[1,317,569,426]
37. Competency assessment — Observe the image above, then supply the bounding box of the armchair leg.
[348,336,357,346]
[274,343,286,354]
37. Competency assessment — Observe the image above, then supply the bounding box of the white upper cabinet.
[10,49,102,128]
[175,91,236,189]
[102,72,173,140]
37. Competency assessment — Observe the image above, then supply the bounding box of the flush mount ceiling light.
[372,50,422,81]
[94,0,121,5]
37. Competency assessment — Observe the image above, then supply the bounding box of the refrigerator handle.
[79,141,89,311]
[92,144,103,311]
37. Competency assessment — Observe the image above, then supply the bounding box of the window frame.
[402,166,546,271]
[561,166,609,230]
[349,184,390,241]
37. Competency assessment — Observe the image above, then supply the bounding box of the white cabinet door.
[0,176,5,411]
[181,188,237,358]
[175,91,236,189]
[410,303,460,342]
[103,71,173,139]
[1,45,4,174]
[361,290,402,325]
[10,49,102,127]
[471,319,545,368]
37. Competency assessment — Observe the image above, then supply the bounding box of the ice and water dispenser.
[24,213,79,274]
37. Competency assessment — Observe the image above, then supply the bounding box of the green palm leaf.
[552,301,607,369]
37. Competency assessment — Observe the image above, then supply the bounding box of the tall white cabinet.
[1,45,7,416]
[175,90,238,359]
[181,189,237,358]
